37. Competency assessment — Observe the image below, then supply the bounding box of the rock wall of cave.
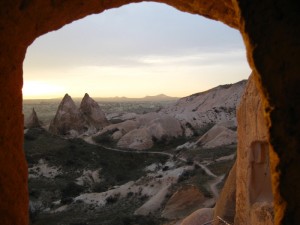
[235,74,274,225]
[0,1,299,225]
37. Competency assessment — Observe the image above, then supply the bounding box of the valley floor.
[25,128,236,225]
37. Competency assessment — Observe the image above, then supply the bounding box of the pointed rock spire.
[49,94,86,136]
[80,93,109,130]
[25,108,41,128]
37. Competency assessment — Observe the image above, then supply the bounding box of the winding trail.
[84,136,226,200]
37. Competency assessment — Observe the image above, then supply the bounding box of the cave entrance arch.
[0,1,299,225]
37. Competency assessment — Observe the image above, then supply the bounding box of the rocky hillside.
[93,80,246,150]
[161,80,246,137]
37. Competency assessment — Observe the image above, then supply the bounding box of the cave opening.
[22,2,250,225]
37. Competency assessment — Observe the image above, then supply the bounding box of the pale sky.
[23,2,251,99]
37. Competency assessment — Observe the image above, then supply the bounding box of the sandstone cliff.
[234,74,274,225]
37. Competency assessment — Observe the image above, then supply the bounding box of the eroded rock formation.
[49,94,87,136]
[161,80,246,137]
[49,93,109,136]
[25,108,42,129]
[80,93,109,130]
[235,74,274,225]
[0,0,299,225]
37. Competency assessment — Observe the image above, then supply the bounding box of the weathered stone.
[180,208,214,225]
[235,74,274,225]
[213,162,236,225]
[195,124,237,148]
[80,93,109,130]
[162,185,207,220]
[117,128,153,150]
[25,108,42,129]
[49,94,86,136]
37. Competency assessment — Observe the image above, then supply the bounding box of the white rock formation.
[94,80,246,150]
[117,128,153,150]
[195,124,237,148]
[161,80,246,136]
[75,169,101,187]
[94,112,183,150]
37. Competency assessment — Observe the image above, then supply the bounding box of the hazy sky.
[23,2,251,99]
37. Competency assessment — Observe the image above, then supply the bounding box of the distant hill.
[93,94,179,102]
[23,94,179,103]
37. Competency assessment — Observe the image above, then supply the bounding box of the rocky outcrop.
[25,108,42,129]
[94,112,183,150]
[195,124,237,148]
[180,208,214,225]
[93,81,245,150]
[49,94,108,137]
[80,93,109,130]
[234,74,274,225]
[162,185,208,220]
[49,94,86,136]
[117,128,153,150]
[161,80,246,137]
[213,162,236,225]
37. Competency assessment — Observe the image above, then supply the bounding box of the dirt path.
[84,137,226,200]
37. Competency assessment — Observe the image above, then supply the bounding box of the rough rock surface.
[161,80,246,136]
[49,94,86,136]
[49,93,109,136]
[147,115,183,141]
[213,162,236,225]
[117,128,153,150]
[195,124,237,148]
[80,93,109,130]
[94,112,183,150]
[25,108,42,129]
[180,208,214,225]
[93,120,138,142]
[162,185,208,220]
[235,74,274,225]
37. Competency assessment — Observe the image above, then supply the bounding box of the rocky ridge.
[93,80,246,150]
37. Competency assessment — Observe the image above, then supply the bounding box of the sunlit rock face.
[25,108,42,129]
[235,74,274,225]
[49,94,87,136]
[213,162,236,225]
[180,208,214,225]
[162,185,208,220]
[80,93,109,130]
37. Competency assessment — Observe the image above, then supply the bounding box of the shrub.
[106,194,120,205]
[61,182,85,199]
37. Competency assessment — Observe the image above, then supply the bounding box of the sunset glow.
[23,2,250,99]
